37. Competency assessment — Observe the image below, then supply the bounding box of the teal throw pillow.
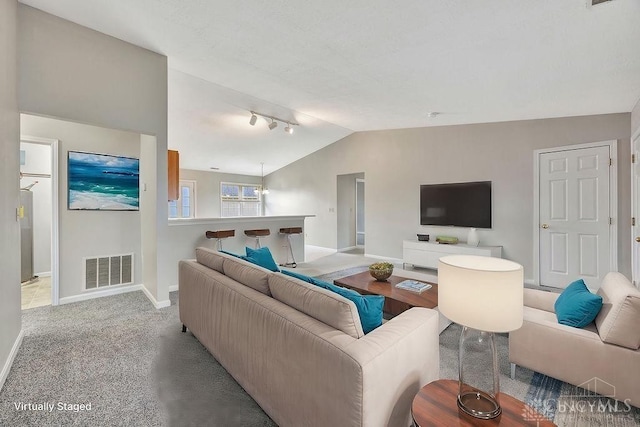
[554,279,603,328]
[281,269,314,283]
[244,246,280,272]
[281,270,384,334]
[219,249,242,258]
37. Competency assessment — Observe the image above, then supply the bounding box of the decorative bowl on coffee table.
[369,262,394,281]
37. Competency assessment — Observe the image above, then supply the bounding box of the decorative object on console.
[417,233,430,241]
[467,228,479,247]
[438,255,523,420]
[369,262,394,281]
[436,236,458,244]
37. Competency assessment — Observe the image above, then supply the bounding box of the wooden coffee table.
[333,271,437,317]
[412,379,556,426]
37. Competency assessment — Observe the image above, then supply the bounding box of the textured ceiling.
[19,0,640,175]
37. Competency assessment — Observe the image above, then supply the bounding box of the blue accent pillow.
[554,279,603,328]
[244,247,280,272]
[282,270,384,334]
[219,249,242,258]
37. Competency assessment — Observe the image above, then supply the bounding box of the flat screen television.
[420,181,492,228]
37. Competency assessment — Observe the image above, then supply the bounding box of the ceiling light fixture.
[249,111,298,134]
[260,162,269,195]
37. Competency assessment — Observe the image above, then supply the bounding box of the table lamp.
[438,255,523,419]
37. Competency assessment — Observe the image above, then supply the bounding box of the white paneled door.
[539,145,611,289]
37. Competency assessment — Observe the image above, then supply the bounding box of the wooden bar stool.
[205,229,235,251]
[244,229,270,248]
[279,227,303,268]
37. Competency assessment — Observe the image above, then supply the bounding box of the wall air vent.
[84,253,133,289]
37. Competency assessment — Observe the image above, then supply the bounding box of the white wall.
[18,5,169,304]
[21,115,143,298]
[0,0,21,390]
[179,169,261,218]
[266,113,632,282]
[20,141,52,275]
[632,97,640,138]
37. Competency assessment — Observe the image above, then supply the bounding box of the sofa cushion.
[222,255,272,296]
[244,246,280,272]
[595,272,640,350]
[554,279,602,328]
[269,273,364,339]
[195,247,226,273]
[281,270,384,334]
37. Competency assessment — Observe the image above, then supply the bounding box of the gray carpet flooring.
[0,291,274,427]
[2,286,638,426]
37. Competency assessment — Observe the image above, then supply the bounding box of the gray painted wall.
[0,0,21,389]
[266,113,632,282]
[179,169,261,218]
[18,5,169,303]
[21,115,143,299]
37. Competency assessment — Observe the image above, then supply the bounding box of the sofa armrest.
[343,308,440,427]
[524,288,559,313]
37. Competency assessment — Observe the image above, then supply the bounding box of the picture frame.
[67,150,140,211]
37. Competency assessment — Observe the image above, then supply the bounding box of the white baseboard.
[35,271,51,278]
[337,246,357,252]
[0,329,24,392]
[364,253,404,264]
[59,284,143,305]
[524,279,536,286]
[59,283,171,309]
[141,285,171,309]
[168,284,179,292]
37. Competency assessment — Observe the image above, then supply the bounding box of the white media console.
[403,240,502,270]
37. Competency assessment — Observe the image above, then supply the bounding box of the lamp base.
[457,389,502,420]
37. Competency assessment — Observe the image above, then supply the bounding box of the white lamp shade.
[438,255,524,332]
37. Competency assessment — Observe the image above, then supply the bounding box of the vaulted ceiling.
[20,0,640,175]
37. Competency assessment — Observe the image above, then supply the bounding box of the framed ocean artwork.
[68,151,140,211]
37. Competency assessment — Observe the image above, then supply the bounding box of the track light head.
[268,119,278,130]
[284,123,293,134]
[249,113,257,126]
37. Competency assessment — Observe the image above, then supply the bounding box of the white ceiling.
[20,0,640,175]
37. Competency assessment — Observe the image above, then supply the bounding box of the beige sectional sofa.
[509,272,640,408]
[179,247,440,427]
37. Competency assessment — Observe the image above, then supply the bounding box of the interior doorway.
[533,141,617,290]
[356,178,365,247]
[19,136,59,309]
[632,132,640,286]
[336,172,365,252]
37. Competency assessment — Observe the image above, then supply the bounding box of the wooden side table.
[412,380,556,426]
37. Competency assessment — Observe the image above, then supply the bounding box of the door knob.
[541,224,549,229]
[636,237,640,243]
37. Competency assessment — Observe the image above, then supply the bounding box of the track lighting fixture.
[255,162,269,195]
[248,111,298,134]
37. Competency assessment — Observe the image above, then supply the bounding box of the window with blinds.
[221,183,261,217]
